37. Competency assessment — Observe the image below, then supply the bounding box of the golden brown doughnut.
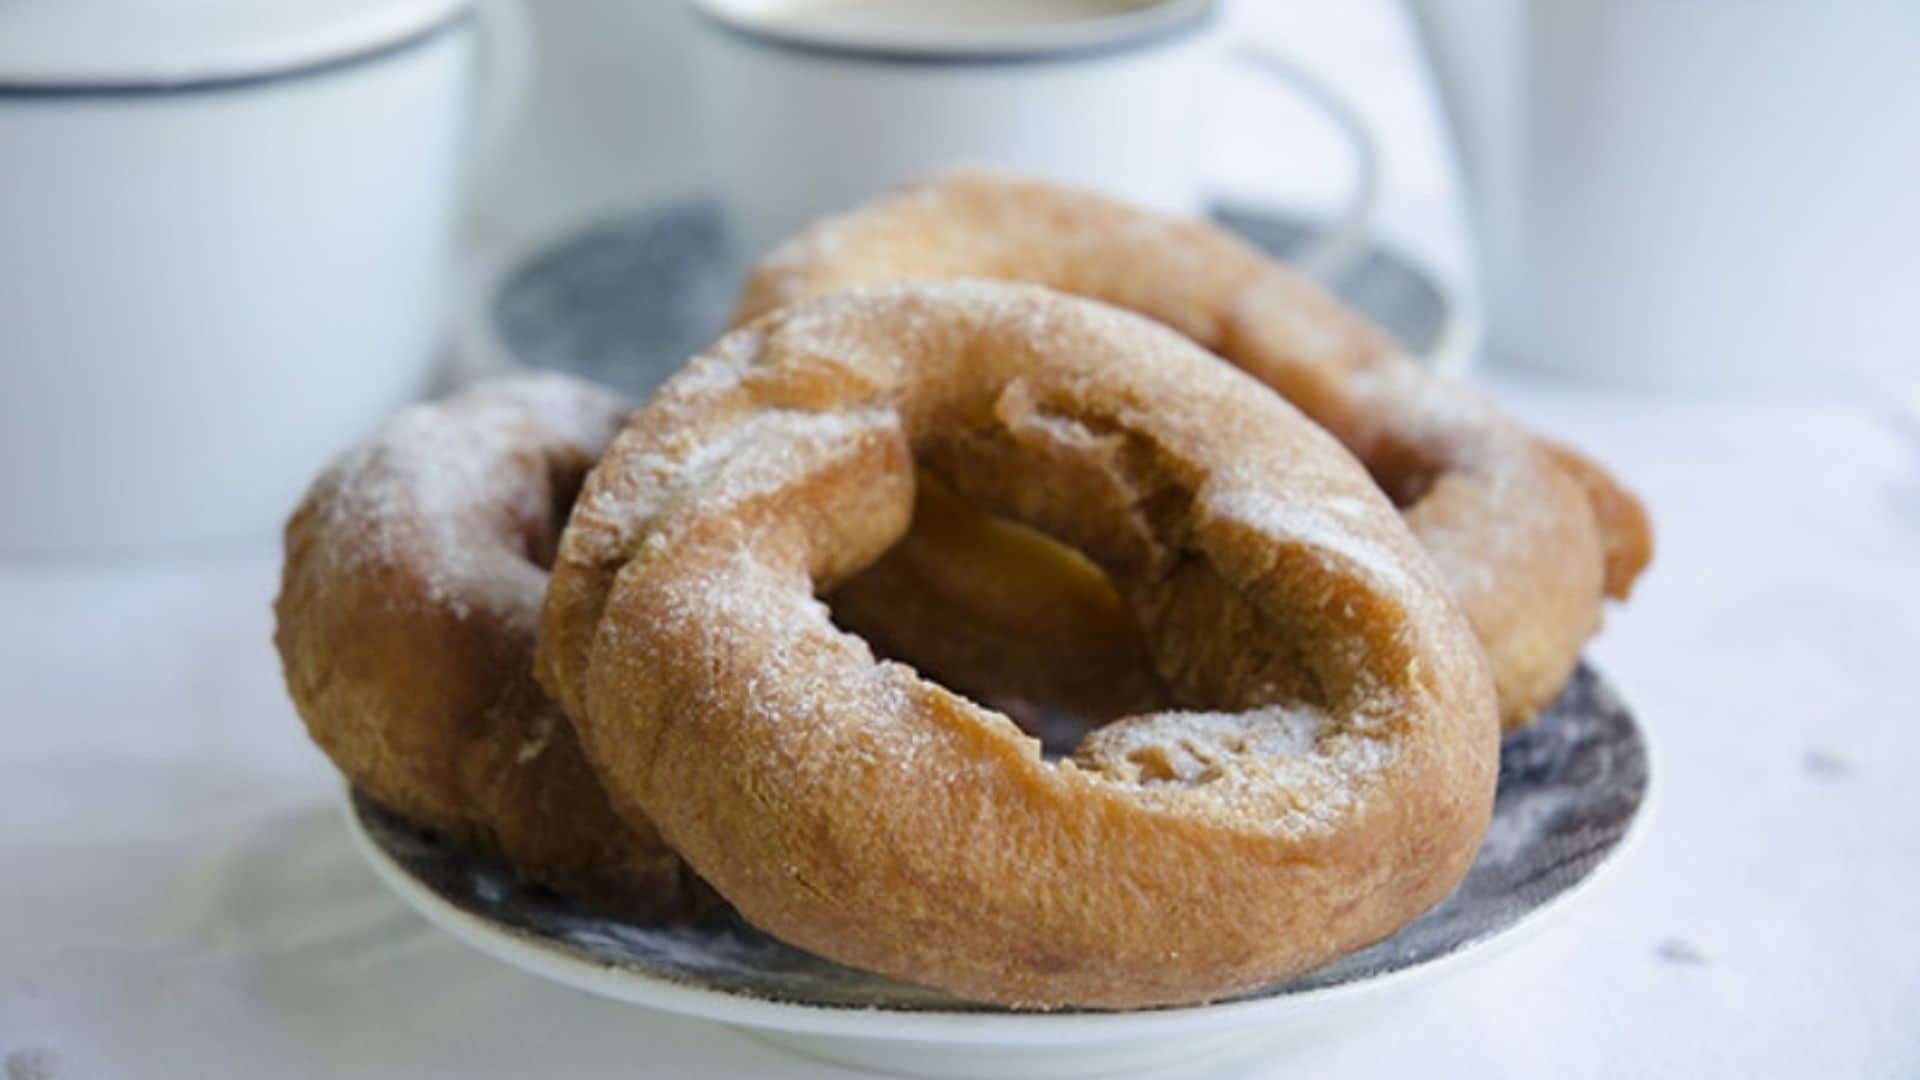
[274,375,694,916]
[540,283,1499,1008]
[740,171,1653,728]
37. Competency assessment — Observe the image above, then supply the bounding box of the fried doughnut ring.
[274,375,693,916]
[741,171,1653,728]
[541,283,1498,1008]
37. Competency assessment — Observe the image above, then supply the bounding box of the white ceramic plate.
[343,664,1647,1079]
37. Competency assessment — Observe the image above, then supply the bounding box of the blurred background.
[1,1,1916,1076]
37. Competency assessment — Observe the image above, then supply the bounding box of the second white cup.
[694,0,1376,276]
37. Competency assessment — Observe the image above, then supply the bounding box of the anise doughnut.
[741,171,1653,728]
[540,284,1498,1007]
[274,375,693,916]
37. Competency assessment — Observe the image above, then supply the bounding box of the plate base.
[738,1023,1269,1079]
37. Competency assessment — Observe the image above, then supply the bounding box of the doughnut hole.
[824,373,1391,768]
[825,471,1155,755]
[542,448,600,571]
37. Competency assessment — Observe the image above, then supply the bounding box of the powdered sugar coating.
[304,373,630,623]
[1205,484,1419,603]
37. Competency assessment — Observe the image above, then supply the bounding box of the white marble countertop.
[3,2,1916,1077]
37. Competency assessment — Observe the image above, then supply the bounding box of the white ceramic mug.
[693,0,1378,278]
[1410,0,1920,392]
[0,0,528,555]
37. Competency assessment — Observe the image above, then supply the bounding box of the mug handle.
[1233,45,1381,284]
[467,0,534,178]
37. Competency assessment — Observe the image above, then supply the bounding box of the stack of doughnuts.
[276,173,1649,1009]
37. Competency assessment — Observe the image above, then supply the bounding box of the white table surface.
[4,3,1917,1077]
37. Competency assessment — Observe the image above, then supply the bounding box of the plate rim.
[339,696,1653,1046]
